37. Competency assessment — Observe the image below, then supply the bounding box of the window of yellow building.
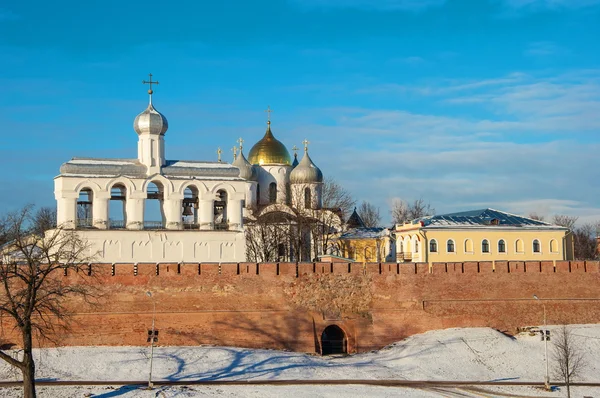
[430,239,438,252]
[498,239,506,253]
[482,239,490,253]
[447,239,455,253]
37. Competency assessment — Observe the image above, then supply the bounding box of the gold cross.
[302,139,310,151]
[232,146,237,161]
[292,145,299,156]
[237,137,244,152]
[264,105,273,123]
[217,147,222,162]
[142,73,159,94]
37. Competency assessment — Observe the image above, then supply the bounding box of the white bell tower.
[133,74,168,175]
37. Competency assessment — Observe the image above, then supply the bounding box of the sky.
[1,0,599,224]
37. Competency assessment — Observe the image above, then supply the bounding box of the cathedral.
[53,76,328,263]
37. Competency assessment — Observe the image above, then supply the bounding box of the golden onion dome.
[248,122,292,166]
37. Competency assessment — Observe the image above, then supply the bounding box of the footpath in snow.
[0,325,599,397]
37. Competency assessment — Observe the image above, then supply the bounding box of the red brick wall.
[2,260,599,354]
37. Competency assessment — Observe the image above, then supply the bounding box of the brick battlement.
[4,260,599,354]
[68,260,600,281]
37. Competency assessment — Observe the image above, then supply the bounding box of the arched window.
[399,241,403,252]
[182,186,199,229]
[550,239,559,253]
[77,188,94,228]
[214,189,228,229]
[256,183,261,204]
[144,182,165,229]
[269,182,277,204]
[414,240,419,253]
[304,187,312,209]
[533,239,541,253]
[482,239,490,253]
[515,239,524,253]
[429,239,438,253]
[498,239,506,253]
[109,184,127,229]
[447,239,455,253]
[464,239,474,253]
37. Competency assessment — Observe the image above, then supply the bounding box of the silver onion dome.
[233,150,258,181]
[133,100,168,136]
[290,150,323,184]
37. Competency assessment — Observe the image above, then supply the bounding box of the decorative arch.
[515,239,525,253]
[142,175,174,197]
[178,181,209,196]
[74,180,102,195]
[550,239,559,253]
[209,182,238,196]
[464,238,474,253]
[104,177,135,196]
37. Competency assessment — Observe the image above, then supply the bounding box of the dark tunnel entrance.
[321,325,347,355]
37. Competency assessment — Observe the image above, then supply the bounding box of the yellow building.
[395,208,574,264]
[331,208,395,263]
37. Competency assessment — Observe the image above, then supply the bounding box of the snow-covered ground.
[0,325,599,397]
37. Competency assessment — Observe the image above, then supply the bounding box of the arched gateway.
[321,325,347,355]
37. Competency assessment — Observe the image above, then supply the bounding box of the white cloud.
[289,70,600,223]
[289,0,446,11]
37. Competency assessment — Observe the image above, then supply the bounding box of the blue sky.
[1,0,599,224]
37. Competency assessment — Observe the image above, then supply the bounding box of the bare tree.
[552,325,587,398]
[391,198,435,225]
[529,212,545,222]
[357,201,381,228]
[552,215,578,230]
[0,206,95,398]
[321,178,355,221]
[573,223,598,260]
[31,207,57,236]
[245,178,353,262]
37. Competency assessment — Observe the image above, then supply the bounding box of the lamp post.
[533,294,550,390]
[146,291,156,390]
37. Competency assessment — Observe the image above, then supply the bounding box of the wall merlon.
[525,261,541,273]
[509,261,525,273]
[463,262,479,273]
[586,261,599,273]
[479,261,493,273]
[494,261,509,273]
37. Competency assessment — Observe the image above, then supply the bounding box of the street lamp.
[533,294,550,390]
[146,291,157,390]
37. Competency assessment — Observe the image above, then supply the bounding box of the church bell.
[182,204,194,216]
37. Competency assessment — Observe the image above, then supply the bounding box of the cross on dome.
[237,137,244,152]
[232,146,237,161]
[142,73,159,104]
[265,105,273,124]
[302,139,310,152]
[217,147,222,162]
[292,145,299,157]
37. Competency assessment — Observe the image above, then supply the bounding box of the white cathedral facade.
[53,78,325,263]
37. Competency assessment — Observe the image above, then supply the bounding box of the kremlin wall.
[5,260,600,354]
